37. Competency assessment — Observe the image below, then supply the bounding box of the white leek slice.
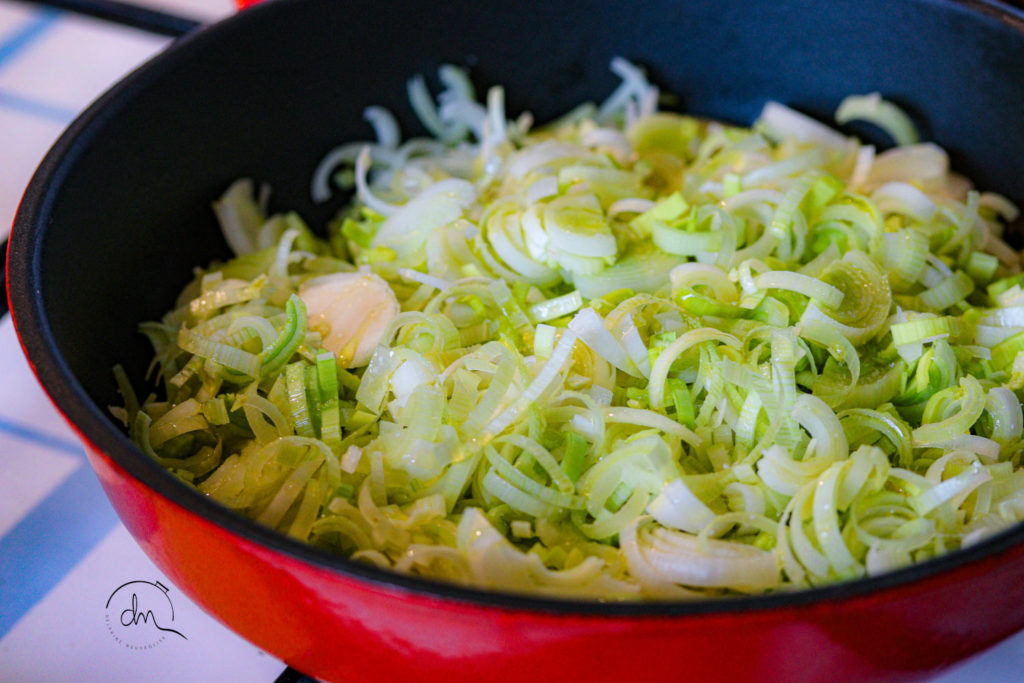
[371,177,477,256]
[299,273,400,368]
[542,193,617,258]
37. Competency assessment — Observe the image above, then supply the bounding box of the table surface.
[2,1,1024,681]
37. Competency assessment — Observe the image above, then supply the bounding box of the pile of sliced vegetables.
[116,59,1024,599]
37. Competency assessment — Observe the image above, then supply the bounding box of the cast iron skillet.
[7,0,1024,680]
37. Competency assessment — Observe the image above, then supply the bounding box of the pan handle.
[22,0,201,37]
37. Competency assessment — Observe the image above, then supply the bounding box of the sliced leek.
[121,59,1024,601]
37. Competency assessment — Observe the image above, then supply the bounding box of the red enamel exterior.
[75,432,1024,682]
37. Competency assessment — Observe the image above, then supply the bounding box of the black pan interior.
[9,0,1024,614]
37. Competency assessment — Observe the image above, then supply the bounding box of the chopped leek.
[121,59,1024,601]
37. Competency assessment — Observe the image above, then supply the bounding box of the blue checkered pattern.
[0,3,289,680]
